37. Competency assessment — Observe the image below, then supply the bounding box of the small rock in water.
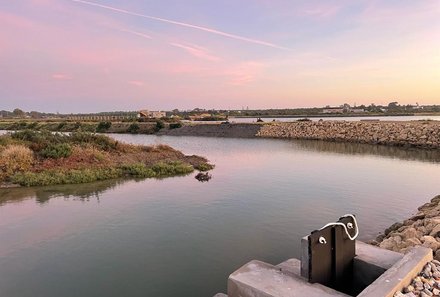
[195,172,212,182]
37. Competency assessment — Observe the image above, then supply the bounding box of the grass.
[11,168,122,187]
[0,119,182,134]
[194,162,215,172]
[0,145,35,181]
[11,161,195,187]
[40,143,73,159]
[0,130,213,187]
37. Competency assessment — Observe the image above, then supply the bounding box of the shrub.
[96,121,112,132]
[11,168,122,186]
[18,121,28,129]
[70,146,109,163]
[194,162,214,172]
[11,129,62,142]
[155,120,165,132]
[169,122,182,129]
[120,163,156,178]
[127,123,140,134]
[80,123,96,132]
[0,135,14,147]
[27,122,38,129]
[57,122,66,130]
[120,161,193,178]
[150,161,193,176]
[10,130,68,152]
[0,145,34,181]
[69,132,117,151]
[40,143,73,159]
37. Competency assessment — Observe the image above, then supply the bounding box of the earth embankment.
[159,123,262,138]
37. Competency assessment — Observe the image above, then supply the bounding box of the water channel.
[1,134,439,296]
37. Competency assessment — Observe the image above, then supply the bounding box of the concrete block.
[276,258,301,277]
[300,236,309,279]
[352,257,386,293]
[228,260,350,297]
[352,241,405,293]
[357,246,432,297]
[355,241,403,270]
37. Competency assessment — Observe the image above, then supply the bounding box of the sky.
[0,0,439,113]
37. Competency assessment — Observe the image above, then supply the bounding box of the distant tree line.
[2,102,439,120]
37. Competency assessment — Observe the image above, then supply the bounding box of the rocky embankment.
[373,195,440,296]
[372,196,440,259]
[258,121,440,149]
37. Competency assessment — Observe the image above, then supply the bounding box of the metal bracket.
[306,214,358,292]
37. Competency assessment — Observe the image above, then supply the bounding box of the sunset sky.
[1,0,439,112]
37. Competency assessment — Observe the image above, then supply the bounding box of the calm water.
[227,115,440,123]
[1,135,440,297]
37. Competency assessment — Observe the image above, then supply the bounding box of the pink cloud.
[52,73,72,80]
[128,80,145,87]
[303,5,341,18]
[0,11,36,30]
[29,0,55,5]
[359,1,439,23]
[228,61,264,86]
[169,64,206,74]
[169,42,220,61]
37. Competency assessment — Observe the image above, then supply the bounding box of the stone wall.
[257,121,440,149]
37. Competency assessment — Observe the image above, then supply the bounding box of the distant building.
[138,110,166,119]
[349,108,366,113]
[322,108,344,114]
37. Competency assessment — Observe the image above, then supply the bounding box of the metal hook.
[319,236,327,244]
[318,214,359,241]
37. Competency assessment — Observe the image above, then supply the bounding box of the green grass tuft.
[194,162,215,172]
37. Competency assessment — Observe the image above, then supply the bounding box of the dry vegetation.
[0,130,213,187]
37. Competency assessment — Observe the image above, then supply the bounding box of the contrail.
[69,0,290,50]
[119,29,152,40]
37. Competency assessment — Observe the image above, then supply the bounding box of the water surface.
[0,135,439,297]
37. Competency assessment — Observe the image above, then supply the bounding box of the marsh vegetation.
[0,130,213,187]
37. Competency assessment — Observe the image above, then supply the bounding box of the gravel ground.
[394,260,440,296]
